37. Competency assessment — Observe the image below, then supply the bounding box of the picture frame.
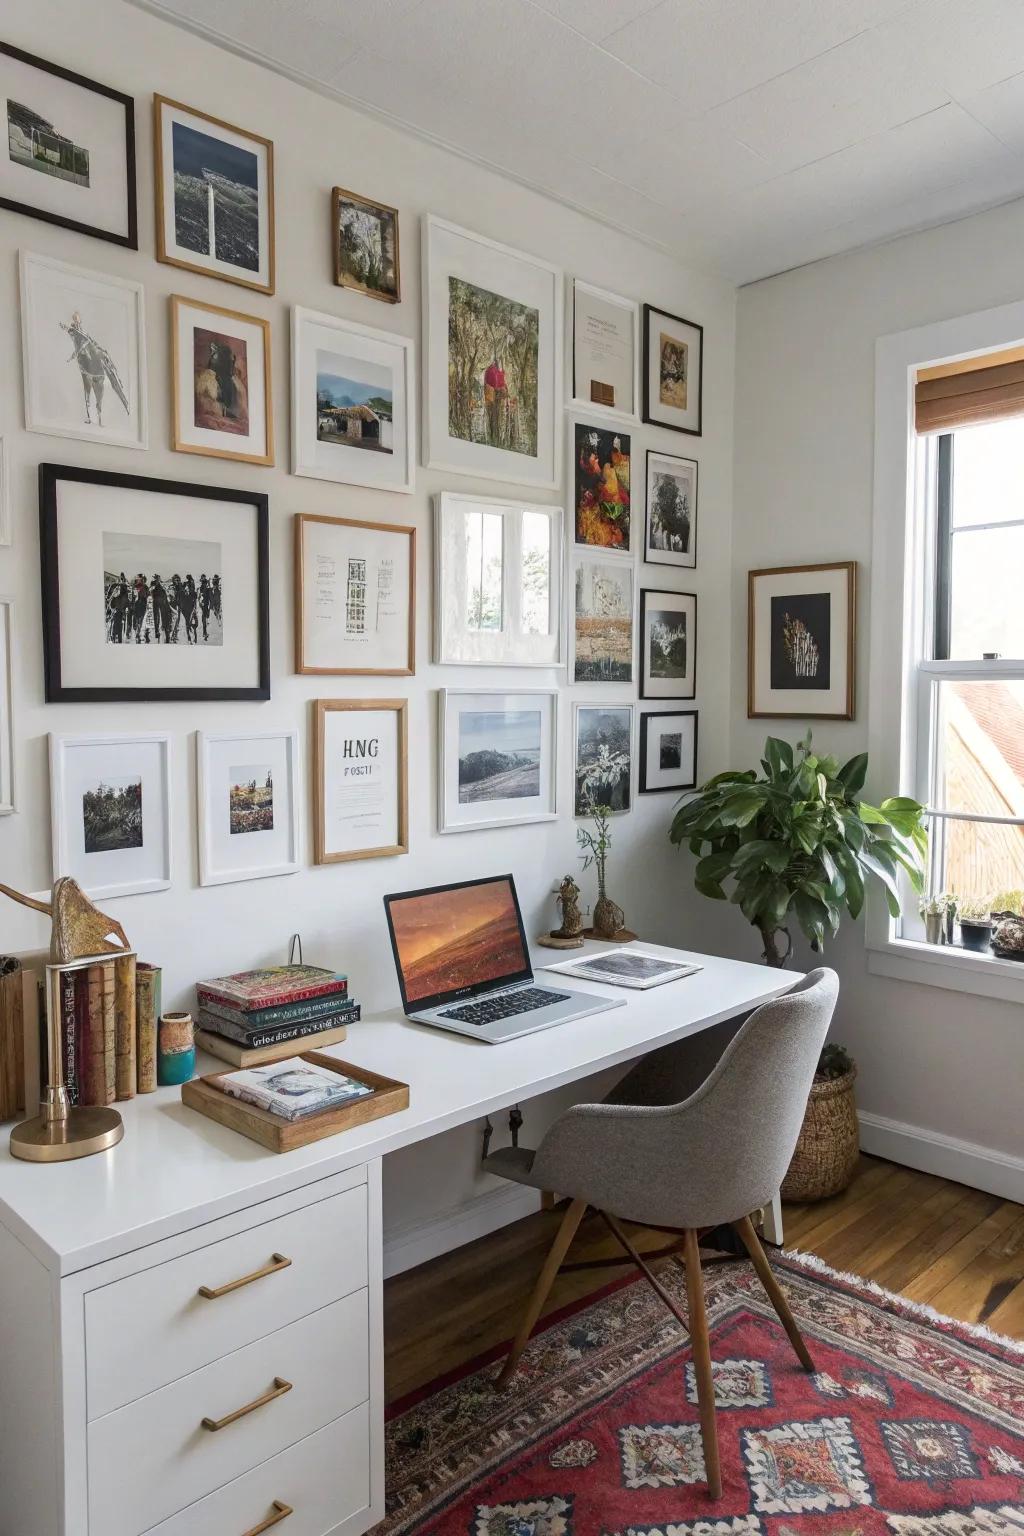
[437,688,558,834]
[0,436,10,546]
[0,43,137,248]
[423,213,563,490]
[642,302,703,437]
[154,94,274,294]
[0,598,14,816]
[645,449,697,568]
[20,249,148,451]
[434,492,562,667]
[639,709,697,794]
[748,561,857,720]
[39,462,270,703]
[197,729,301,887]
[291,305,415,493]
[569,278,639,420]
[332,185,400,303]
[572,419,632,554]
[313,698,408,864]
[48,731,171,900]
[294,513,415,676]
[640,588,696,700]
[170,294,273,466]
[572,554,634,685]
[573,702,633,817]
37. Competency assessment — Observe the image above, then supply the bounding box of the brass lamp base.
[10,1105,124,1163]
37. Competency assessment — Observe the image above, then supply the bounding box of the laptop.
[383,874,624,1042]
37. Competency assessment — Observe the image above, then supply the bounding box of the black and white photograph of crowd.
[103,530,224,646]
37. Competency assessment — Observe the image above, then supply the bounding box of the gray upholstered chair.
[483,967,839,1500]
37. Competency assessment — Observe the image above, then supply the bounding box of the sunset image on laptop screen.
[391,879,527,1004]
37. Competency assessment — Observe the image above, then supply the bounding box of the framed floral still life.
[642,303,703,436]
[197,729,300,887]
[639,709,697,794]
[573,421,631,553]
[171,295,272,466]
[49,731,171,900]
[645,449,697,568]
[333,185,400,303]
[313,698,408,864]
[294,513,415,676]
[438,688,558,834]
[748,561,856,720]
[640,588,696,700]
[569,279,638,420]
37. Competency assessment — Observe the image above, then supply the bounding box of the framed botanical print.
[640,588,696,700]
[40,463,270,703]
[434,492,562,667]
[291,306,415,493]
[197,729,300,887]
[573,421,631,552]
[423,214,562,489]
[438,688,558,834]
[154,95,274,293]
[574,703,632,817]
[0,598,14,815]
[294,513,415,676]
[1,44,137,247]
[171,295,272,465]
[333,185,400,303]
[313,698,408,864]
[20,250,147,451]
[570,279,639,420]
[642,303,703,436]
[645,449,697,568]
[748,561,856,719]
[49,732,171,900]
[639,709,697,794]
[573,556,634,684]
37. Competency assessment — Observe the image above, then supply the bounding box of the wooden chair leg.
[683,1229,722,1501]
[733,1214,815,1372]
[494,1198,587,1389]
[601,1211,690,1331]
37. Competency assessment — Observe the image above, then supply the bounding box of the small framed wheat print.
[748,561,856,719]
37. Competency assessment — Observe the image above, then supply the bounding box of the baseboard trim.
[383,1183,541,1278]
[858,1111,1024,1203]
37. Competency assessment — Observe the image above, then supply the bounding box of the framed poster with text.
[313,698,408,864]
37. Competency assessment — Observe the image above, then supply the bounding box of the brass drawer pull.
[198,1253,292,1300]
[242,1501,293,1536]
[201,1376,292,1432]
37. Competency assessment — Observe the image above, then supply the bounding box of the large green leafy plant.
[670,734,927,966]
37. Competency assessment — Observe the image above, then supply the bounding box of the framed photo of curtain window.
[313,698,408,864]
[639,709,697,793]
[197,729,300,887]
[640,588,696,700]
[570,279,639,420]
[642,303,703,436]
[294,513,415,676]
[438,688,558,834]
[748,561,856,719]
[170,295,272,466]
[49,731,171,900]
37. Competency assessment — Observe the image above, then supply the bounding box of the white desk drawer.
[86,1184,367,1419]
[88,1289,369,1536]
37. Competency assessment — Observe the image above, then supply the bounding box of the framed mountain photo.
[748,561,856,719]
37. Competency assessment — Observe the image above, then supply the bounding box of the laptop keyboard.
[439,987,570,1026]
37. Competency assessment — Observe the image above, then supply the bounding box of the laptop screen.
[384,875,533,1012]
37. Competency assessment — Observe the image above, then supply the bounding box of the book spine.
[59,968,79,1107]
[199,989,349,1028]
[74,971,90,1106]
[135,964,160,1094]
[84,966,106,1107]
[114,954,137,1102]
[197,977,348,1010]
[101,964,116,1107]
[197,1003,359,1049]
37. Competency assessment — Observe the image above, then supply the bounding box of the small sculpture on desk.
[0,876,130,961]
[536,875,586,950]
[577,795,637,942]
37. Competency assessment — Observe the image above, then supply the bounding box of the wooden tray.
[181,1052,409,1153]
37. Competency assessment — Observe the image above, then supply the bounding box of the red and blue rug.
[384,1250,1024,1536]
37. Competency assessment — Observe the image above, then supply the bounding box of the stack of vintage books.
[32,957,163,1108]
[194,964,360,1067]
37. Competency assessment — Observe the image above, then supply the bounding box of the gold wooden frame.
[747,560,857,720]
[313,698,408,864]
[170,295,274,466]
[331,185,401,303]
[294,514,416,675]
[153,95,276,295]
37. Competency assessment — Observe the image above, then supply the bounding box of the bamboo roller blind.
[916,344,1024,433]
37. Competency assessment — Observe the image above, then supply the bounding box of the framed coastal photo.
[170,295,272,466]
[333,185,400,303]
[49,732,171,900]
[313,698,408,864]
[1,43,136,247]
[197,729,300,887]
[748,561,856,720]
[646,449,697,568]
[154,95,274,293]
[40,463,270,703]
[423,214,562,489]
[639,709,697,794]
[20,250,147,451]
[574,703,632,817]
[640,588,696,700]
[0,598,14,815]
[570,279,638,419]
[642,303,703,436]
[573,421,631,553]
[438,688,557,834]
[434,492,562,667]
[294,513,415,676]
[292,305,415,493]
[573,556,634,684]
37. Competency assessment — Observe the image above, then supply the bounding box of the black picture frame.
[1,43,137,249]
[639,709,698,794]
[639,588,697,700]
[641,302,703,437]
[644,447,698,568]
[39,463,270,703]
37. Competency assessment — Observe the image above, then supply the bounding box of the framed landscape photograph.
[748,561,856,719]
[197,729,300,886]
[434,491,562,667]
[642,303,703,436]
[640,588,696,699]
[294,513,415,676]
[1,43,137,247]
[313,698,408,864]
[171,294,272,465]
[49,732,171,900]
[39,462,270,703]
[645,449,697,568]
[0,598,13,815]
[154,95,274,293]
[570,279,638,419]
[20,249,147,450]
[292,305,415,493]
[574,703,632,817]
[639,709,697,794]
[423,214,562,489]
[438,688,557,834]
[573,421,631,552]
[573,556,634,684]
[333,185,400,303]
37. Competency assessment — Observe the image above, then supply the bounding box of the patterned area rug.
[383,1250,1024,1536]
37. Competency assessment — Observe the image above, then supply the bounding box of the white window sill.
[867,934,1024,1004]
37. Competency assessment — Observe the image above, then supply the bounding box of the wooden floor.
[384,1154,1024,1403]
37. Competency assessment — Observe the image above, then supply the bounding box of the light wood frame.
[312,698,408,864]
[170,295,273,466]
[332,185,401,303]
[747,560,857,720]
[294,514,416,676]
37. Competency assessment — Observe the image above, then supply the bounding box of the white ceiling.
[139,0,1024,284]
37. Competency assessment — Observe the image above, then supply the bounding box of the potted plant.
[577,795,626,940]
[956,895,995,953]
[919,893,948,945]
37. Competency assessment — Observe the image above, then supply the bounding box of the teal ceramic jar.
[158,1011,196,1086]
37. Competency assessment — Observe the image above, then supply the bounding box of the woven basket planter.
[781,1064,859,1203]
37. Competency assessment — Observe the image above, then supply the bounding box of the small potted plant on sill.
[919,893,947,945]
[956,895,995,953]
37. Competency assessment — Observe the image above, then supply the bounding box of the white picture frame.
[645,449,697,569]
[0,437,10,546]
[573,702,633,817]
[291,305,415,493]
[571,553,635,685]
[0,599,14,816]
[197,729,300,887]
[20,249,148,451]
[49,732,172,900]
[423,214,563,490]
[640,588,697,700]
[438,688,558,834]
[569,278,639,422]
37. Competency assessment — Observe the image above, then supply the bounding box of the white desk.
[0,944,795,1536]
